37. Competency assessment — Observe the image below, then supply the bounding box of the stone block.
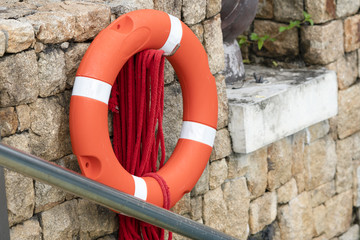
[227,66,338,154]
[249,191,277,234]
[190,196,202,220]
[305,121,330,144]
[344,14,360,52]
[97,235,117,240]
[78,199,118,239]
[0,19,34,53]
[154,0,182,19]
[305,0,335,24]
[164,59,175,84]
[108,0,154,17]
[1,132,31,153]
[16,104,31,132]
[203,187,228,232]
[244,147,268,199]
[267,137,293,191]
[41,200,80,240]
[0,30,5,57]
[64,43,89,88]
[172,193,191,216]
[291,131,307,193]
[324,190,353,239]
[253,20,298,57]
[301,20,344,65]
[191,163,209,196]
[34,181,66,213]
[203,14,225,74]
[0,50,39,107]
[310,181,336,207]
[326,51,358,90]
[278,192,315,240]
[209,158,227,189]
[337,83,360,139]
[304,136,337,191]
[336,136,355,193]
[9,217,42,240]
[206,0,221,18]
[4,169,34,227]
[223,177,250,239]
[256,0,273,19]
[29,93,72,160]
[210,128,232,161]
[336,0,360,18]
[38,48,66,97]
[182,0,206,25]
[215,74,229,129]
[353,160,360,207]
[313,204,326,237]
[273,0,304,21]
[227,153,249,179]
[277,178,298,204]
[339,224,360,240]
[0,107,18,137]
[190,24,204,44]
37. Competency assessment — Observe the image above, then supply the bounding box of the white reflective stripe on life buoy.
[132,175,147,200]
[180,121,216,147]
[72,76,112,105]
[159,14,182,56]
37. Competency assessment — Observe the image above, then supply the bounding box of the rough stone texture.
[305,0,336,24]
[64,43,89,87]
[344,14,360,52]
[256,0,273,19]
[353,160,360,207]
[273,0,304,21]
[203,14,225,74]
[336,136,354,193]
[244,147,268,199]
[153,0,182,19]
[0,30,5,57]
[78,199,118,239]
[1,132,31,153]
[0,50,39,107]
[337,83,360,139]
[41,200,80,240]
[97,235,117,240]
[182,0,206,25]
[227,153,249,179]
[16,104,31,132]
[310,181,336,207]
[203,187,228,232]
[38,48,66,97]
[0,107,18,137]
[326,51,358,90]
[339,224,360,240]
[189,24,204,44]
[4,168,35,227]
[172,193,191,216]
[9,217,42,240]
[304,136,337,191]
[206,0,221,18]
[163,82,182,160]
[29,93,72,160]
[277,178,298,204]
[223,177,250,239]
[190,196,202,220]
[249,191,277,234]
[267,137,293,191]
[324,190,353,239]
[164,59,175,84]
[34,181,66,213]
[301,20,344,65]
[209,158,227,189]
[0,19,34,53]
[291,130,306,193]
[305,121,330,144]
[336,0,360,18]
[253,20,299,57]
[108,0,154,17]
[278,192,314,240]
[313,204,326,237]
[191,163,209,196]
[210,128,232,161]
[215,74,229,129]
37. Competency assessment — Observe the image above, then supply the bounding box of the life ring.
[69,9,218,208]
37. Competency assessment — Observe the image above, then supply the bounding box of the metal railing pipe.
[0,143,238,240]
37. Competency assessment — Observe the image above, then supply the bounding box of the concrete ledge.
[227,65,338,154]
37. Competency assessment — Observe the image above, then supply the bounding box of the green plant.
[238,11,314,51]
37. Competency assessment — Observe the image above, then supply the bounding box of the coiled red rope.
[109,49,172,240]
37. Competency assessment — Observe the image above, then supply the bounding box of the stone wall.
[0,1,359,240]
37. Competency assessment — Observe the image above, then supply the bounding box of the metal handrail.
[0,143,238,240]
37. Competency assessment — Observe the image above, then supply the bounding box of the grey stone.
[313,204,326,236]
[16,104,31,132]
[191,163,209,196]
[336,0,360,18]
[9,217,42,240]
[305,121,330,144]
[227,153,249,179]
[203,187,227,232]
[34,181,66,213]
[38,48,66,97]
[339,224,360,240]
[273,0,304,21]
[309,181,336,207]
[164,58,175,84]
[344,14,360,52]
[0,107,18,137]
[215,74,229,129]
[182,0,206,25]
[209,158,227,189]
[1,132,31,153]
[210,128,232,161]
[171,193,191,216]
[0,30,5,57]
[154,0,182,19]
[336,136,354,193]
[64,43,90,88]
[189,23,204,44]
[206,0,221,18]
[277,178,298,204]
[0,50,39,107]
[0,19,34,53]
[190,196,202,220]
[256,0,273,19]
[108,0,154,17]
[305,0,335,24]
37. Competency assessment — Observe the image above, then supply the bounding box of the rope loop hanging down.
[109,49,172,240]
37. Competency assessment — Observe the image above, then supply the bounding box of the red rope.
[109,49,172,240]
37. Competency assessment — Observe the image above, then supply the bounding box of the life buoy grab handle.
[70,9,218,208]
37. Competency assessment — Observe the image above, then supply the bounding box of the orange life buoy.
[69,9,218,208]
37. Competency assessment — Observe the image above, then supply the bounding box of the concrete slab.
[227,65,338,154]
